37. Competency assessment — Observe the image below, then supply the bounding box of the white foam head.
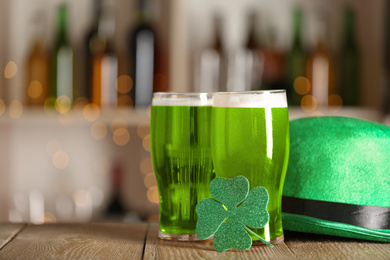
[152,92,213,106]
[213,90,287,108]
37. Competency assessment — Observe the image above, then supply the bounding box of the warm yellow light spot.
[28,81,43,99]
[140,158,153,174]
[52,150,70,169]
[44,97,57,115]
[58,114,74,126]
[137,121,149,138]
[9,100,23,119]
[142,134,150,152]
[294,76,311,95]
[311,111,324,116]
[328,94,343,110]
[41,212,57,223]
[113,127,130,146]
[0,99,5,116]
[90,121,107,140]
[47,140,62,157]
[116,75,133,94]
[117,95,133,107]
[73,189,91,207]
[144,172,157,188]
[93,158,111,176]
[83,103,100,122]
[110,118,127,133]
[55,95,71,114]
[73,97,89,114]
[4,61,17,79]
[301,95,317,113]
[147,186,159,204]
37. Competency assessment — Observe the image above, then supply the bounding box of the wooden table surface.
[0,222,389,259]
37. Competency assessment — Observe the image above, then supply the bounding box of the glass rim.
[212,89,287,108]
[213,90,286,96]
[152,92,213,106]
[153,92,213,99]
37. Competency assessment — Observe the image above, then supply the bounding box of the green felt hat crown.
[282,116,390,242]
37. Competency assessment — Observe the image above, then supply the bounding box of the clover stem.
[244,226,274,248]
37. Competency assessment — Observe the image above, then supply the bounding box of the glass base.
[158,232,213,241]
[252,234,284,245]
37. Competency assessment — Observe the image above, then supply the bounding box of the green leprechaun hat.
[282,116,390,242]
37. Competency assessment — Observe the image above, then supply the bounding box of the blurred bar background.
[0,0,388,223]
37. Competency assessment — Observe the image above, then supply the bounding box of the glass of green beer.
[150,92,214,241]
[211,90,289,244]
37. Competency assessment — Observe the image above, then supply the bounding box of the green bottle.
[50,4,74,106]
[339,7,360,106]
[287,8,306,106]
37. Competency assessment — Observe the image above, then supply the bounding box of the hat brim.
[283,213,390,242]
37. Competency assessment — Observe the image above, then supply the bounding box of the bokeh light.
[83,103,100,121]
[147,186,159,204]
[109,118,127,133]
[144,172,157,188]
[90,121,108,140]
[9,100,23,119]
[140,158,153,174]
[44,97,57,115]
[113,127,130,146]
[73,189,91,207]
[41,212,57,223]
[293,76,311,95]
[52,150,70,169]
[73,97,89,114]
[301,95,317,113]
[55,95,71,114]
[137,121,149,138]
[4,61,17,79]
[142,134,151,152]
[27,81,43,99]
[116,75,133,94]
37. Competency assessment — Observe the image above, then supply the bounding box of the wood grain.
[0,222,147,260]
[143,222,297,260]
[0,223,25,250]
[284,231,390,260]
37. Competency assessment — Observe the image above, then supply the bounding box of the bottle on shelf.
[194,13,224,92]
[87,0,119,108]
[128,0,157,108]
[339,7,360,106]
[50,3,74,108]
[105,160,126,219]
[258,23,286,91]
[84,0,103,103]
[306,11,337,110]
[25,10,49,107]
[287,7,307,106]
[242,12,263,91]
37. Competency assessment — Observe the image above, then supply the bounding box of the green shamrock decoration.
[195,175,273,252]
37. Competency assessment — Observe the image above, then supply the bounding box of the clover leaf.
[195,175,272,252]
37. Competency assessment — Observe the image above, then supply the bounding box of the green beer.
[150,93,214,240]
[211,91,289,243]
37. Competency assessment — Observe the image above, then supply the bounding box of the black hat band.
[282,196,390,230]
